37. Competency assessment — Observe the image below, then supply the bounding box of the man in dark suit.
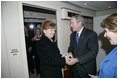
[66,15,98,78]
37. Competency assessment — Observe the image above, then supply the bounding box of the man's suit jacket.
[68,27,98,78]
[36,35,65,78]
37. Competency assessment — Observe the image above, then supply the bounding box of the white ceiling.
[67,1,117,11]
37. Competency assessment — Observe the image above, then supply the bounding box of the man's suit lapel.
[77,28,86,51]
[73,32,76,50]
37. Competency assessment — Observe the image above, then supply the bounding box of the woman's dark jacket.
[36,35,65,78]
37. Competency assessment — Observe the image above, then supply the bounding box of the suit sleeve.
[78,32,99,64]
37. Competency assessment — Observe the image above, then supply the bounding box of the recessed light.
[29,24,34,29]
[108,6,112,8]
[84,3,87,5]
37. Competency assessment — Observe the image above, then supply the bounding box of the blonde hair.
[101,13,117,33]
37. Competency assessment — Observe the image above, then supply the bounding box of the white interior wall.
[93,8,117,72]
[1,13,10,77]
[1,2,29,77]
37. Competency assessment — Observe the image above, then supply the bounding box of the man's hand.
[62,52,78,65]
[67,52,73,59]
[62,52,73,59]
[88,74,98,78]
[66,58,78,65]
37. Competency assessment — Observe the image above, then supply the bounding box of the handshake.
[62,52,79,65]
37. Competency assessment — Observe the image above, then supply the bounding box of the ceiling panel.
[67,1,117,11]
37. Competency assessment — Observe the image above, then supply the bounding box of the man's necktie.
[76,32,79,48]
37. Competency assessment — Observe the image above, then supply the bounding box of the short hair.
[101,13,117,33]
[72,15,84,26]
[42,20,56,30]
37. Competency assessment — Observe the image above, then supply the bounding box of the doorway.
[23,4,56,78]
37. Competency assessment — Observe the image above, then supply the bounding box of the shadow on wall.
[98,31,116,55]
